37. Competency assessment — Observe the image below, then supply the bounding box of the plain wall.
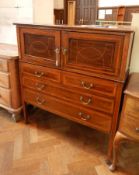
[54,0,64,9]
[130,13,139,72]
[33,0,54,24]
[0,0,33,44]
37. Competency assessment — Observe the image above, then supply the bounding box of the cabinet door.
[76,0,97,25]
[62,31,124,80]
[19,27,60,68]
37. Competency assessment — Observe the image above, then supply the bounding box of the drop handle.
[54,48,60,67]
[35,83,46,91]
[36,97,46,105]
[80,96,92,105]
[62,48,68,55]
[78,112,91,121]
[34,71,45,78]
[81,81,93,90]
[79,18,84,24]
[135,128,139,133]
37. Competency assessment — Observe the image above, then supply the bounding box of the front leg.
[12,112,21,122]
[23,102,29,124]
[109,131,128,171]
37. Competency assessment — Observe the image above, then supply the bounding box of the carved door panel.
[62,31,124,80]
[19,27,60,68]
[76,0,97,25]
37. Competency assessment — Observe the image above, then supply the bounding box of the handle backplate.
[78,112,91,121]
[81,81,93,90]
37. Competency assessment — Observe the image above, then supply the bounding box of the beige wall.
[33,0,54,24]
[0,0,33,44]
[130,13,139,73]
[54,0,64,9]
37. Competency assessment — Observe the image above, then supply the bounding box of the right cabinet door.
[62,31,125,80]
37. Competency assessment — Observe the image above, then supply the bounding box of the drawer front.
[20,63,61,83]
[62,72,117,97]
[125,96,139,117]
[0,72,10,88]
[24,88,112,133]
[119,96,139,140]
[0,87,11,107]
[0,58,8,72]
[22,77,114,115]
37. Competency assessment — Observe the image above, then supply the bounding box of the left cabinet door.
[18,27,61,68]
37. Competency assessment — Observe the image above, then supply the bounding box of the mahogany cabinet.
[15,23,134,159]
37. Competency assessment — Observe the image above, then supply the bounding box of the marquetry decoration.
[24,33,55,60]
[68,39,115,69]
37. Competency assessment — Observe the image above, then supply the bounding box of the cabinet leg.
[11,113,21,122]
[23,102,29,124]
[106,133,115,164]
[109,131,128,171]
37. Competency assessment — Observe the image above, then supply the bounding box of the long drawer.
[20,62,61,83]
[62,71,117,98]
[0,72,10,88]
[22,76,115,115]
[24,88,112,133]
[0,87,11,107]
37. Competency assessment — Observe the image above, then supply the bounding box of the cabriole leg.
[109,131,128,171]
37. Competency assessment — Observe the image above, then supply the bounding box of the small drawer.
[62,72,117,97]
[119,113,139,140]
[0,87,11,107]
[119,96,139,140]
[20,63,61,83]
[124,96,139,117]
[0,72,10,88]
[0,58,8,72]
[23,88,112,133]
[22,77,114,115]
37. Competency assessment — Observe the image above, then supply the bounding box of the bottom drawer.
[24,89,112,133]
[120,113,139,140]
[0,87,11,107]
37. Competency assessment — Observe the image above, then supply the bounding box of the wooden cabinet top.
[14,23,134,33]
[0,43,18,59]
[125,73,139,99]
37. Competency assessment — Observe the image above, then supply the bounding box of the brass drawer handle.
[35,83,46,91]
[80,96,92,105]
[81,81,93,90]
[55,48,60,67]
[36,97,46,105]
[34,71,44,78]
[62,48,68,55]
[78,112,91,121]
[135,128,139,133]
